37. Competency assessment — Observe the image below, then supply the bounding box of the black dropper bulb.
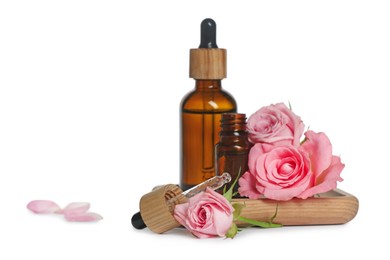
[131,211,147,230]
[199,18,218,48]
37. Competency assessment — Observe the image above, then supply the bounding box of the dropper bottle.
[180,18,237,190]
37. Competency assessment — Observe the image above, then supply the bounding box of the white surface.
[0,0,389,259]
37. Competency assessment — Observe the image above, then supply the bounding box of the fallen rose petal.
[61,202,90,214]
[64,211,103,222]
[27,200,62,214]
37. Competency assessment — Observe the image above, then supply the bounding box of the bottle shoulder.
[181,88,237,113]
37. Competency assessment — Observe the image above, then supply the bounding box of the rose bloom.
[174,187,234,238]
[238,131,344,201]
[247,103,304,147]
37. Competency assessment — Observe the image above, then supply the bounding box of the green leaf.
[223,167,242,202]
[288,101,292,110]
[237,216,282,228]
[225,223,238,239]
[232,203,245,221]
[237,204,282,228]
[223,188,232,202]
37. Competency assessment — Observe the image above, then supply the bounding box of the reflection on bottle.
[202,110,215,180]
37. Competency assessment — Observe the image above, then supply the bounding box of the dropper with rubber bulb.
[131,172,231,233]
[199,18,218,48]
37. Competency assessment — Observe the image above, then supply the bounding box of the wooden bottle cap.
[139,184,187,234]
[189,48,227,79]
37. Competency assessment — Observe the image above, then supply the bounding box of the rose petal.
[248,143,273,174]
[316,156,344,184]
[238,171,263,199]
[61,202,90,214]
[27,200,61,214]
[204,187,234,213]
[275,103,305,147]
[301,131,332,177]
[173,202,190,227]
[297,156,344,199]
[261,172,313,201]
[191,230,215,239]
[211,208,233,237]
[64,211,103,222]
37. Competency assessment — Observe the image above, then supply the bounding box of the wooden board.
[232,189,358,226]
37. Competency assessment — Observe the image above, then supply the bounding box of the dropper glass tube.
[166,172,231,208]
[182,172,231,198]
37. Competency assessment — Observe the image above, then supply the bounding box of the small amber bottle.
[215,113,251,194]
[180,19,237,190]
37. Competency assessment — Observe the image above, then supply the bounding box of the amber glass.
[180,80,237,190]
[215,113,251,194]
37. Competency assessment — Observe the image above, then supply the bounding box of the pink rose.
[238,143,312,200]
[247,103,304,147]
[238,131,344,200]
[173,187,234,238]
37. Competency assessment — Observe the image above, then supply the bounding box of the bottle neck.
[219,131,248,145]
[219,113,249,145]
[195,79,222,90]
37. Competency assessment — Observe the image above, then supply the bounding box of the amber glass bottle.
[180,19,237,190]
[215,113,250,194]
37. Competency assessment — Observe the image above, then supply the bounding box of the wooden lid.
[139,184,187,234]
[189,48,227,79]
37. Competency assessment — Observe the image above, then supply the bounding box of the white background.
[1,0,389,259]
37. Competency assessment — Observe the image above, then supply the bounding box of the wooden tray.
[232,189,358,226]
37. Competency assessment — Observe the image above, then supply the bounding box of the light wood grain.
[232,189,359,226]
[189,48,226,79]
[140,184,187,234]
